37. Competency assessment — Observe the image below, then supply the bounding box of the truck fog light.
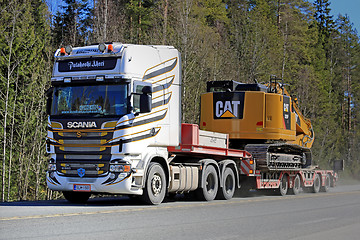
[119,173,127,178]
[50,172,55,178]
[110,173,116,179]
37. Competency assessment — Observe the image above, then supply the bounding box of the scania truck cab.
[46,43,181,204]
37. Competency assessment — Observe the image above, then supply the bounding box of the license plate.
[73,184,91,192]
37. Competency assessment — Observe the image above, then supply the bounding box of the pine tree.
[0,0,51,201]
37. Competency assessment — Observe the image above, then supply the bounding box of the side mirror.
[140,86,152,113]
[140,94,152,113]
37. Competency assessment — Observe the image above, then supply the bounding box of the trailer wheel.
[141,162,166,205]
[217,167,235,200]
[320,174,330,192]
[312,174,321,193]
[278,174,288,196]
[62,191,90,204]
[197,165,218,201]
[289,174,301,195]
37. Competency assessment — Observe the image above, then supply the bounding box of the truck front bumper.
[46,171,143,195]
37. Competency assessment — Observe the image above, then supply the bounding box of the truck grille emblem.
[77,168,85,177]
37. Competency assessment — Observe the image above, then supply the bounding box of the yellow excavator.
[200,76,315,170]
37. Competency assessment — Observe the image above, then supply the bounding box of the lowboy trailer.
[46,43,339,204]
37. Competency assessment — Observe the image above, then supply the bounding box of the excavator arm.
[267,77,314,148]
[289,95,314,148]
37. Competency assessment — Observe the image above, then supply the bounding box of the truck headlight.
[48,163,56,171]
[109,164,131,173]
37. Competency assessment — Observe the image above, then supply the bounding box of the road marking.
[296,217,337,226]
[1,190,359,221]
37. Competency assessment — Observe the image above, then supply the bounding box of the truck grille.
[57,161,109,178]
[49,119,120,178]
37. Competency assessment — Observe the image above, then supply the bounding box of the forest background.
[0,0,359,202]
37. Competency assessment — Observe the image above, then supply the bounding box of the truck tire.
[141,162,166,205]
[312,174,321,193]
[197,165,218,201]
[278,174,288,196]
[63,191,90,204]
[320,174,330,192]
[289,174,301,195]
[217,167,235,200]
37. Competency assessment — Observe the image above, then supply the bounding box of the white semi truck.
[46,43,338,204]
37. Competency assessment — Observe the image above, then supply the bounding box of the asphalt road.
[1,184,360,240]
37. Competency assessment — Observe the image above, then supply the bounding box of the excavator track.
[245,143,312,171]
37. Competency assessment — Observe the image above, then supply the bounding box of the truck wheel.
[312,174,321,193]
[197,165,218,201]
[320,174,330,192]
[63,191,90,204]
[289,175,301,195]
[217,167,235,200]
[141,162,166,205]
[278,174,288,196]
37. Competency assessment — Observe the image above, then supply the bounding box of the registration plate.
[73,184,91,192]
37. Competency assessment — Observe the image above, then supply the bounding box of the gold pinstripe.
[109,127,161,143]
[116,108,167,125]
[142,57,178,82]
[49,127,162,148]
[152,75,175,85]
[152,93,172,110]
[152,91,172,100]
[114,110,167,131]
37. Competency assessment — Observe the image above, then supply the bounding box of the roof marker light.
[65,45,72,55]
[60,47,66,55]
[108,44,113,52]
[98,43,107,53]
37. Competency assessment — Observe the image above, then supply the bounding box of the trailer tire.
[278,174,288,196]
[289,174,301,195]
[63,191,90,204]
[197,165,218,201]
[141,163,166,205]
[320,174,330,192]
[217,167,235,200]
[312,174,321,193]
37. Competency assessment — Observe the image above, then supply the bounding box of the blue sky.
[330,0,360,34]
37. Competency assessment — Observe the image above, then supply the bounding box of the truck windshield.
[51,84,128,117]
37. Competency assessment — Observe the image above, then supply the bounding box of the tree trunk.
[162,0,168,45]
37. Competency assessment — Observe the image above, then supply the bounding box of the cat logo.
[215,101,241,118]
[213,92,245,119]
